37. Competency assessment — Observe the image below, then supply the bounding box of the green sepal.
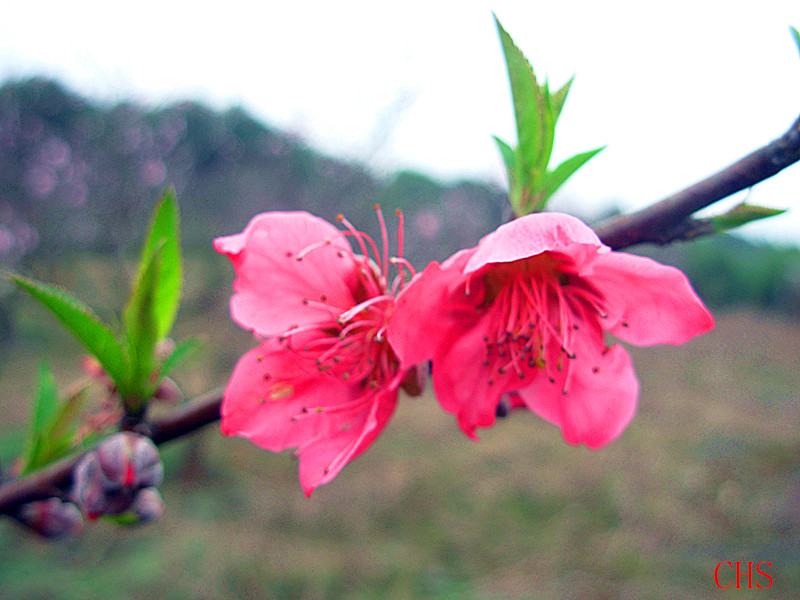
[104,511,142,527]
[710,202,787,233]
[10,274,130,394]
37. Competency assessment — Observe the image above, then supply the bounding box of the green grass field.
[1,259,798,599]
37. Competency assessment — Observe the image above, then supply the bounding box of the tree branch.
[2,114,800,521]
[595,114,800,249]
[0,388,223,517]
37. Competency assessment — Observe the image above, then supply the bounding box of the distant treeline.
[0,78,505,268]
[0,78,798,315]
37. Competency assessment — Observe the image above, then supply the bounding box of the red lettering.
[715,562,733,589]
[734,561,744,589]
[756,561,773,589]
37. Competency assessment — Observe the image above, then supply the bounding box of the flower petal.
[517,339,639,448]
[430,313,523,439]
[464,212,605,273]
[221,342,396,494]
[388,249,475,368]
[586,251,715,346]
[214,212,359,336]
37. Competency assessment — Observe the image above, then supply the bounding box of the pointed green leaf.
[539,146,605,207]
[23,361,60,472]
[133,187,182,341]
[31,361,59,441]
[495,16,552,182]
[22,385,89,475]
[48,387,89,443]
[790,26,800,59]
[551,76,574,123]
[160,337,203,379]
[532,79,556,179]
[710,202,787,233]
[124,245,163,398]
[492,135,516,176]
[10,274,130,392]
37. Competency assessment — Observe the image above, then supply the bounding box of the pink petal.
[464,212,605,273]
[388,249,475,368]
[221,342,396,494]
[214,212,359,336]
[517,339,639,448]
[429,313,524,439]
[585,251,715,346]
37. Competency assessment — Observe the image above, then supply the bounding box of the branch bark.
[0,389,223,517]
[596,114,800,249]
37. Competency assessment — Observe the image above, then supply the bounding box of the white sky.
[2,0,800,244]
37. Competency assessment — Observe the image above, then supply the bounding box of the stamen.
[373,204,390,277]
[337,214,382,270]
[296,237,335,260]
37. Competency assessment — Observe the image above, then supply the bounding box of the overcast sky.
[2,0,800,244]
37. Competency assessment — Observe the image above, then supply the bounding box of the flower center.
[475,254,608,394]
[278,207,413,395]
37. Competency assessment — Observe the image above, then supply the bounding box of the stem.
[0,388,223,517]
[596,114,800,249]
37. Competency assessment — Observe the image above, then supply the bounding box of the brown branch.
[596,114,800,250]
[0,388,223,517]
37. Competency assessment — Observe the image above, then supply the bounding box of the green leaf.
[124,245,163,401]
[791,26,800,59]
[48,387,89,444]
[23,361,60,472]
[22,383,89,475]
[492,135,516,176]
[132,187,182,341]
[551,76,574,124]
[31,361,59,442]
[710,202,787,233]
[539,146,605,207]
[495,15,554,185]
[10,274,130,392]
[160,337,203,379]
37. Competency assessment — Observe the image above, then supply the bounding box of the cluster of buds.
[14,432,165,539]
[70,432,164,522]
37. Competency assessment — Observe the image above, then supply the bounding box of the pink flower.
[389,212,714,447]
[215,210,418,495]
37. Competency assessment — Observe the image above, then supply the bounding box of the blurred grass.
[1,252,799,599]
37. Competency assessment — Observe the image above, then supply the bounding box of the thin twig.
[0,389,224,516]
[596,114,800,250]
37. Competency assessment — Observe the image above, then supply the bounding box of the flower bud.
[71,432,163,518]
[70,452,110,519]
[155,338,176,362]
[153,376,183,404]
[95,432,163,490]
[130,487,165,524]
[18,498,84,538]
